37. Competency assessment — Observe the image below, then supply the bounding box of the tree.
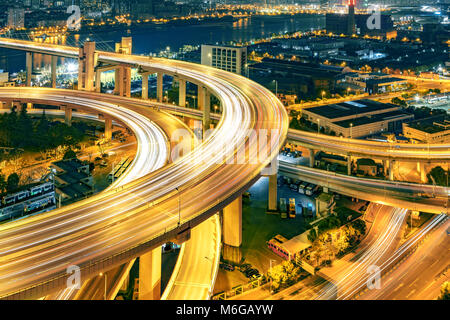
[428,166,449,187]
[307,228,317,242]
[6,173,20,193]
[63,149,77,160]
[438,282,450,300]
[0,173,6,194]
[391,97,407,107]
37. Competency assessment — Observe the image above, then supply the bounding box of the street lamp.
[321,90,326,100]
[99,272,107,300]
[175,187,181,226]
[350,123,353,139]
[269,259,276,294]
[272,80,278,97]
[317,119,320,135]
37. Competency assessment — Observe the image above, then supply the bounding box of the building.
[201,45,247,75]
[403,121,450,144]
[365,77,408,94]
[326,2,395,38]
[249,58,342,97]
[302,99,414,138]
[51,158,94,203]
[7,7,25,29]
[267,232,312,261]
[356,158,378,176]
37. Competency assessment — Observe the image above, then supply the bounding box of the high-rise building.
[201,44,247,75]
[7,7,25,29]
[347,0,356,35]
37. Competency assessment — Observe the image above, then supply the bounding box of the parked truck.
[279,198,287,219]
[288,198,296,218]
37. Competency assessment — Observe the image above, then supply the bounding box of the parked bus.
[288,198,296,218]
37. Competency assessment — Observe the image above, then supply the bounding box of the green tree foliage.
[6,173,19,193]
[0,173,6,193]
[427,166,449,187]
[438,282,450,300]
[307,228,317,242]
[63,149,77,160]
[267,261,301,291]
[0,109,83,151]
[391,97,407,107]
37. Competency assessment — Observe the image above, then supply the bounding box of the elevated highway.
[0,37,447,300]
[0,41,288,299]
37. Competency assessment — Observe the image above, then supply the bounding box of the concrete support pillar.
[138,246,161,300]
[198,86,211,134]
[95,69,101,93]
[268,174,278,211]
[197,85,205,110]
[51,56,57,88]
[157,72,163,102]
[223,196,242,247]
[347,155,352,176]
[383,159,388,177]
[388,159,394,181]
[64,107,72,126]
[78,41,97,91]
[114,67,125,96]
[418,162,427,183]
[104,117,112,141]
[123,67,131,98]
[178,78,186,107]
[141,73,149,100]
[26,52,32,86]
[309,149,315,168]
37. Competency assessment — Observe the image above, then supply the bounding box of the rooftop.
[334,110,413,128]
[366,77,407,85]
[306,99,398,120]
[52,158,87,173]
[280,230,312,255]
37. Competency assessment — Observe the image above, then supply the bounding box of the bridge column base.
[222,244,242,265]
[222,196,242,257]
[64,107,72,126]
[104,117,112,141]
[309,149,315,168]
[138,246,161,300]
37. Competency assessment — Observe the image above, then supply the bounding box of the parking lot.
[214,172,319,294]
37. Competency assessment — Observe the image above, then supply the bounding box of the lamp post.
[273,80,278,97]
[317,119,320,135]
[350,123,353,139]
[269,259,276,294]
[175,187,181,226]
[321,90,326,100]
[99,272,107,300]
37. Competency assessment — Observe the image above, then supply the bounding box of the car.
[245,268,259,278]
[250,273,261,280]
[220,262,235,271]
[239,263,251,273]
